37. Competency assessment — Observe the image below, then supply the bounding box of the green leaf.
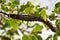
[32,23,43,33]
[3,18,22,30]
[1,4,8,12]
[53,34,58,40]
[44,24,49,30]
[56,29,60,36]
[46,35,52,40]
[25,7,34,14]
[9,19,18,30]
[8,3,16,9]
[9,19,22,30]
[26,1,34,7]
[20,4,26,11]
[31,35,38,40]
[12,0,20,5]
[49,12,55,21]
[22,35,32,40]
[39,8,46,21]
[54,2,60,14]
[54,7,60,14]
[7,29,14,36]
[2,18,11,27]
[31,34,42,40]
[36,35,42,40]
[56,19,60,29]
[10,0,14,2]
[0,0,6,3]
[55,2,60,8]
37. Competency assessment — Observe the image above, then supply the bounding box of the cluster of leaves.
[0,0,46,31]
[22,34,42,40]
[0,0,60,40]
[48,2,60,40]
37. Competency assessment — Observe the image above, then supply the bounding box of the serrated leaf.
[32,23,43,33]
[22,35,32,40]
[39,8,46,21]
[53,34,58,40]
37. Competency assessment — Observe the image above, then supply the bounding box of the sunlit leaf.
[22,35,32,40]
[25,7,34,14]
[39,8,46,21]
[3,18,22,30]
[10,0,14,2]
[32,23,43,33]
[9,19,22,30]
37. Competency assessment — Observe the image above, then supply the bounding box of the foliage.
[54,2,60,14]
[0,0,60,40]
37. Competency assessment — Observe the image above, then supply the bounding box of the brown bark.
[0,11,56,32]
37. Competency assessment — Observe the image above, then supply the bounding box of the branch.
[0,11,56,32]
